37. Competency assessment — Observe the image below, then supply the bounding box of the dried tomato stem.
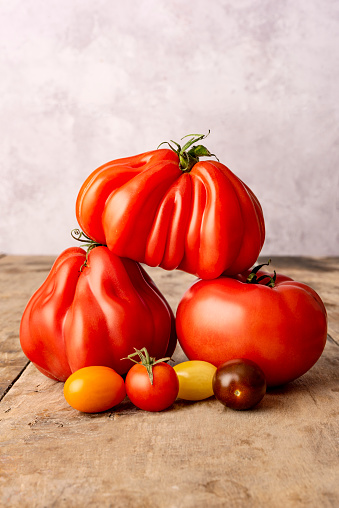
[246,260,276,288]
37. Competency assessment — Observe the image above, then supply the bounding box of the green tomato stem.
[71,228,105,270]
[121,347,172,385]
[157,131,219,173]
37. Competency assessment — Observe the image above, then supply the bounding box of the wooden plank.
[0,256,55,399]
[0,256,338,507]
[0,342,338,507]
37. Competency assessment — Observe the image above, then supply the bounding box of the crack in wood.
[0,360,31,403]
[327,333,339,348]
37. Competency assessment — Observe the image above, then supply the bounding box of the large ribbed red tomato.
[20,245,176,382]
[76,133,265,279]
[176,264,328,387]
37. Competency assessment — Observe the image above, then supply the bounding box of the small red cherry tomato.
[64,366,126,413]
[212,359,266,410]
[124,348,179,412]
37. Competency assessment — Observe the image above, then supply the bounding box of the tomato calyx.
[122,347,172,385]
[157,131,219,173]
[71,228,105,270]
[246,259,277,288]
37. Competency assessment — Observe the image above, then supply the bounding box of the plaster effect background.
[0,0,338,256]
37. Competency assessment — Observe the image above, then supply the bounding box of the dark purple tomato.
[212,359,266,410]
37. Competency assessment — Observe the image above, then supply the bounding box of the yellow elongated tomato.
[64,366,126,413]
[174,360,217,401]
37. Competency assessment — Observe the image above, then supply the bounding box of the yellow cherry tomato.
[174,360,217,401]
[64,366,126,413]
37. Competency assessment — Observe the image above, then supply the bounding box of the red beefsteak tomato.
[20,245,176,382]
[76,133,265,279]
[176,263,327,387]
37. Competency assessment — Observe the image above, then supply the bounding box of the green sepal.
[157,131,218,172]
[121,347,172,385]
[71,228,106,271]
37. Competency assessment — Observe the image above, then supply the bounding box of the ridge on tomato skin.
[20,244,176,382]
[76,132,265,279]
[176,262,328,387]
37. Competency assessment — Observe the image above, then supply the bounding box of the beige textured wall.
[1,0,338,256]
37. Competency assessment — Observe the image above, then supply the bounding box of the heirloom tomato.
[20,242,176,382]
[176,262,328,387]
[124,348,179,412]
[174,360,217,400]
[76,132,265,279]
[64,366,126,413]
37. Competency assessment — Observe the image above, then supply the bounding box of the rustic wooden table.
[0,255,338,508]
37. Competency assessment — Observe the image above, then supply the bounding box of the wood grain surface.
[0,256,338,508]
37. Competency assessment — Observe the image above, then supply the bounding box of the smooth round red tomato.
[174,360,217,401]
[63,366,126,413]
[213,359,266,410]
[124,348,179,412]
[176,263,327,387]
